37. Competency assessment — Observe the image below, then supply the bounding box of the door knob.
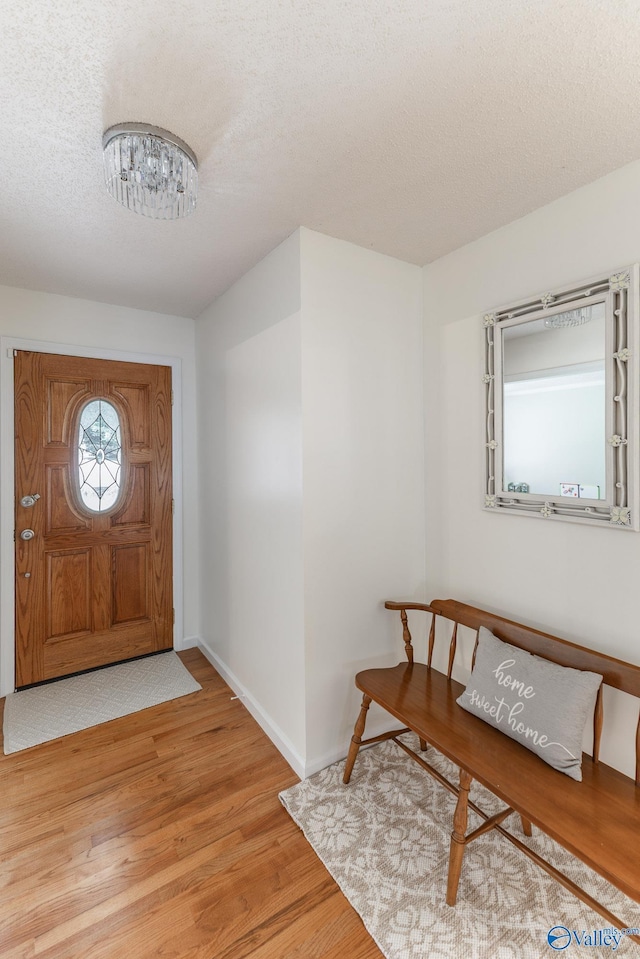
[20,529,35,541]
[20,494,40,508]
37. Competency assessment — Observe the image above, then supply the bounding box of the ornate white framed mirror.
[483,265,639,529]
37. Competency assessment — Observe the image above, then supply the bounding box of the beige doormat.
[3,652,201,754]
[279,735,639,959]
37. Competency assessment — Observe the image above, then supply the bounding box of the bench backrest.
[385,598,640,784]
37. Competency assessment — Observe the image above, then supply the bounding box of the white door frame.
[1,336,185,696]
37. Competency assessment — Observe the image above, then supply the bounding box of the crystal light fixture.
[544,306,593,330]
[102,123,198,219]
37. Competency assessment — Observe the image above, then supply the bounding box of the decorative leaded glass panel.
[77,399,122,512]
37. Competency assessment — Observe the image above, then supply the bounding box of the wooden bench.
[343,599,640,941]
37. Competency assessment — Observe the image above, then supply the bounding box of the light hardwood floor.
[0,650,382,959]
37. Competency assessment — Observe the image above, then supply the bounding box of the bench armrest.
[384,601,438,613]
[384,601,439,663]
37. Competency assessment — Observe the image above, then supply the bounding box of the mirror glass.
[502,303,606,500]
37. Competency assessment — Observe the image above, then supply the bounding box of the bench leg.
[520,815,532,837]
[419,738,428,752]
[343,694,372,784]
[446,768,473,906]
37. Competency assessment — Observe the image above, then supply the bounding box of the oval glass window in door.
[77,399,122,512]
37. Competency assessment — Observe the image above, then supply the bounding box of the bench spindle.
[400,608,413,663]
[471,629,479,670]
[592,684,603,764]
[447,622,458,680]
[427,612,436,668]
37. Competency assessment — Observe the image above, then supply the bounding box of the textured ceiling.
[2,0,640,318]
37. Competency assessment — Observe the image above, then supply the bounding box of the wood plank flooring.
[0,650,382,959]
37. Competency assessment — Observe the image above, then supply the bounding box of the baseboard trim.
[197,639,306,780]
[195,640,400,780]
[175,635,199,651]
[302,720,402,778]
[303,746,348,778]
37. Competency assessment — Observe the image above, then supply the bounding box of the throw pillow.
[456,627,603,781]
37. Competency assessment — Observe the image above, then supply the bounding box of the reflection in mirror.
[502,303,605,499]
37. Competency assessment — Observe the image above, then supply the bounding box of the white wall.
[423,159,640,778]
[195,228,426,776]
[300,228,426,771]
[0,284,199,694]
[196,231,306,769]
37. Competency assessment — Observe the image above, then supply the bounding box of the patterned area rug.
[3,652,201,753]
[280,735,639,958]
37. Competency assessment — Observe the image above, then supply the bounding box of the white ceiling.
[2,0,640,319]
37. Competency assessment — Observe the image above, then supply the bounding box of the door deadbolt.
[20,529,35,541]
[20,494,40,508]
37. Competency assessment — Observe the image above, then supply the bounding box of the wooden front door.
[14,351,173,688]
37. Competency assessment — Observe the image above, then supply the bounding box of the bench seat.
[344,600,640,940]
[355,661,640,903]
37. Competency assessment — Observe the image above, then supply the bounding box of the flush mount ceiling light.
[102,123,198,220]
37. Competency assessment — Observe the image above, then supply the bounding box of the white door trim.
[1,336,184,696]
